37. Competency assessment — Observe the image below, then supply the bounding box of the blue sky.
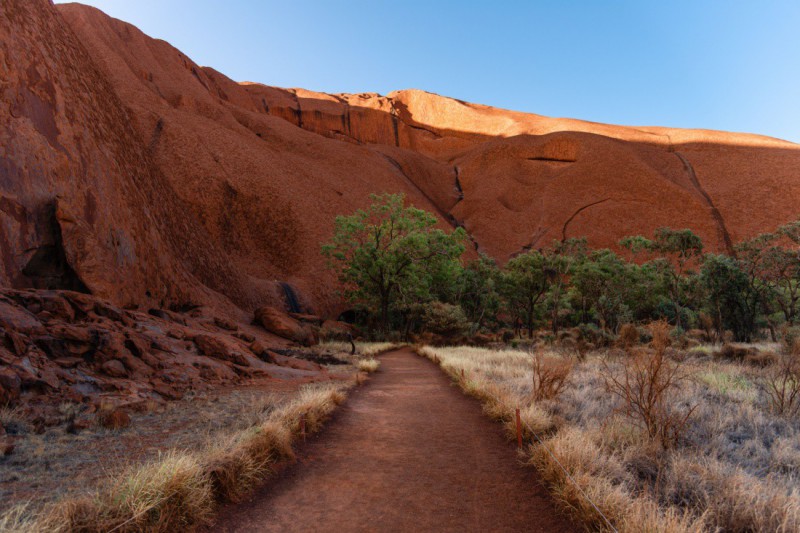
[57,1,800,143]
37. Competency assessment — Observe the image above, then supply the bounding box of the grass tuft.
[2,382,352,532]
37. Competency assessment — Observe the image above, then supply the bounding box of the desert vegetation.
[321,195,800,530]
[418,335,800,532]
[325,194,800,348]
[0,381,350,532]
[0,339,399,532]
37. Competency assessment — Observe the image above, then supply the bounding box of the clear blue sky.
[57,1,800,143]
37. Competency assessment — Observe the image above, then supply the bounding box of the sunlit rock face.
[2,0,799,314]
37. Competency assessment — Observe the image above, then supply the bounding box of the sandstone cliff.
[2,0,799,316]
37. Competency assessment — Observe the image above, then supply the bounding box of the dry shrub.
[529,428,701,532]
[664,456,800,532]
[714,343,754,362]
[745,350,778,368]
[18,382,352,533]
[781,325,800,355]
[206,420,294,503]
[764,352,800,416]
[650,321,671,353]
[618,323,639,349]
[530,351,573,401]
[39,451,214,533]
[356,358,380,373]
[514,403,555,437]
[698,312,719,345]
[603,321,695,449]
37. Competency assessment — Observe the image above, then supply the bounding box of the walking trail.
[214,347,574,532]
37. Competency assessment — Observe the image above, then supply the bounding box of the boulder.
[101,359,127,378]
[254,307,318,346]
[97,407,131,429]
[40,294,75,322]
[0,301,46,336]
[268,351,323,372]
[213,317,238,331]
[194,334,250,366]
[288,312,324,326]
[0,368,21,406]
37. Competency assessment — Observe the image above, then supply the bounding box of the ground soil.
[213,348,575,532]
[0,381,303,511]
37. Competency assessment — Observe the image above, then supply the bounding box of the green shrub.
[421,302,471,338]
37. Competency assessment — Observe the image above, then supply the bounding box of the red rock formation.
[1,0,799,321]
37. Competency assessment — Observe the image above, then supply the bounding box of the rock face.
[0,288,331,424]
[1,0,800,319]
[255,307,319,347]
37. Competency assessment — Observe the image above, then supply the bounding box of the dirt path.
[213,348,574,532]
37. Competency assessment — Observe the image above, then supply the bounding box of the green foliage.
[322,193,465,331]
[700,253,759,342]
[622,228,703,329]
[322,199,800,342]
[500,249,550,336]
[456,254,501,330]
[421,302,471,337]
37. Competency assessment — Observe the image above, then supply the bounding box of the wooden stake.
[515,408,522,449]
[461,368,465,380]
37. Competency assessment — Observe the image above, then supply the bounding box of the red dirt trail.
[213,348,574,532]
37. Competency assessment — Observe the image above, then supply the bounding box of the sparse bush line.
[0,382,352,533]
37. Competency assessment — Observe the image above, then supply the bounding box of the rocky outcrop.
[254,307,319,347]
[1,0,800,323]
[0,288,330,426]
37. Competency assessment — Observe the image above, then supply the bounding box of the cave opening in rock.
[21,203,89,293]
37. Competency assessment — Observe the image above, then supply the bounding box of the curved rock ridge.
[1,0,799,316]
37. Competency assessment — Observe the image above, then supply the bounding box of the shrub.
[421,302,471,338]
[618,323,639,349]
[356,358,380,373]
[603,321,695,449]
[782,325,800,355]
[763,352,800,416]
[530,351,573,401]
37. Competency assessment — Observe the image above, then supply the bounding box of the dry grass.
[318,341,403,358]
[356,359,380,373]
[418,342,800,532]
[0,383,351,532]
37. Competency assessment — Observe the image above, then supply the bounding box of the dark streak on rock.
[674,152,734,254]
[562,199,611,241]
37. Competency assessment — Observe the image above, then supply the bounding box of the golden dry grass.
[318,341,403,358]
[0,382,351,532]
[418,344,800,532]
[356,359,380,373]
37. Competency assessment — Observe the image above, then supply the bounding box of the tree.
[700,253,759,342]
[456,254,501,330]
[501,250,551,338]
[545,238,587,334]
[571,249,638,332]
[621,228,703,329]
[322,193,465,332]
